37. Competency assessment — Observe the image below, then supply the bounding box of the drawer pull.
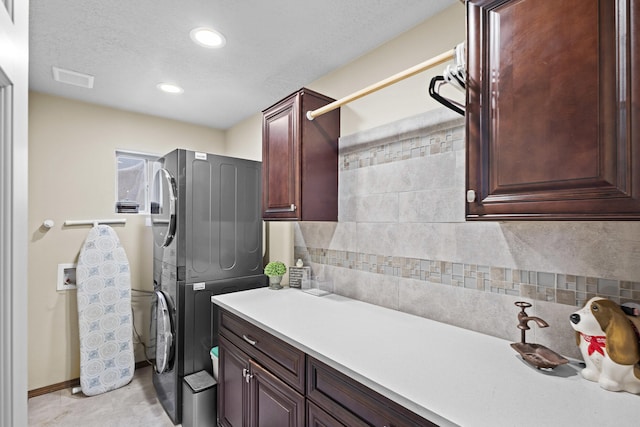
[268,204,296,213]
[242,334,257,345]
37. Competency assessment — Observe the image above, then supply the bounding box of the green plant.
[264,261,286,276]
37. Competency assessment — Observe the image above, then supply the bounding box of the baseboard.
[28,360,153,398]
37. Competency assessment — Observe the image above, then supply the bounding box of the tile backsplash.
[294,246,640,308]
[293,108,640,359]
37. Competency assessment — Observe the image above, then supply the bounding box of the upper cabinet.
[466,0,640,220]
[262,88,340,221]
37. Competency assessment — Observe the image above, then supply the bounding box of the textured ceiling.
[29,0,457,130]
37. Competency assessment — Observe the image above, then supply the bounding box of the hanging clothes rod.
[131,288,154,295]
[64,219,127,227]
[306,47,457,121]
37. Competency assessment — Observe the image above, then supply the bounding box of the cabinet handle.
[466,189,476,203]
[242,334,257,345]
[242,368,253,383]
[268,204,296,213]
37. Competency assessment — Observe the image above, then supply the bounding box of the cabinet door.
[219,336,249,427]
[262,93,300,220]
[249,360,304,427]
[262,88,339,221]
[467,0,640,219]
[307,401,366,427]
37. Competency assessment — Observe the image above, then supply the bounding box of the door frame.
[0,0,29,425]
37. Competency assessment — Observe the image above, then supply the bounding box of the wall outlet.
[57,263,77,291]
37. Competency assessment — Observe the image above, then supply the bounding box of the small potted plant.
[264,261,287,290]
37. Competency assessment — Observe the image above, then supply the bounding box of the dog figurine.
[569,297,640,393]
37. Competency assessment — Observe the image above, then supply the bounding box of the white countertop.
[212,288,640,427]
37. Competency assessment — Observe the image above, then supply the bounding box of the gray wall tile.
[295,108,639,362]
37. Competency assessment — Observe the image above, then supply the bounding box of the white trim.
[0,0,29,422]
[64,218,126,226]
[115,150,162,215]
[1,0,12,21]
[115,148,161,159]
[0,74,27,426]
[0,72,13,427]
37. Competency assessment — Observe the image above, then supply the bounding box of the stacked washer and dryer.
[150,149,267,424]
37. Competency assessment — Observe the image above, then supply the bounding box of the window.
[115,150,161,214]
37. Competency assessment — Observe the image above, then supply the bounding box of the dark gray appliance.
[150,149,267,424]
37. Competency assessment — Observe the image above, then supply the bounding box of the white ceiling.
[29,0,457,130]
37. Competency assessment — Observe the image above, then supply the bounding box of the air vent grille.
[52,66,94,89]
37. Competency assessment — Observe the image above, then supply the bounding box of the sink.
[510,342,569,370]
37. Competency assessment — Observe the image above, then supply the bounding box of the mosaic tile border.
[294,246,640,308]
[340,125,465,171]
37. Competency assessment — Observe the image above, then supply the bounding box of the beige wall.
[225,4,464,146]
[28,92,225,390]
[310,4,465,136]
[224,112,262,161]
[28,4,464,389]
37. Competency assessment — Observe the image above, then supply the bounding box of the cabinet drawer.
[219,309,305,393]
[307,356,437,427]
[307,400,367,427]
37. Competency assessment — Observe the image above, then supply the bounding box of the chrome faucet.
[515,301,549,344]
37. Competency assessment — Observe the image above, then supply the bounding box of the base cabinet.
[217,309,437,427]
[307,356,437,427]
[218,337,248,427]
[250,360,305,427]
[218,336,304,427]
[306,401,367,427]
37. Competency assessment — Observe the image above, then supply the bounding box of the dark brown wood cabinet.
[262,88,340,221]
[219,309,306,393]
[219,336,249,427]
[249,360,305,427]
[218,311,306,427]
[307,400,365,427]
[307,356,437,427]
[466,0,640,219]
[218,337,304,427]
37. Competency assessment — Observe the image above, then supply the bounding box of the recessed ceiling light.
[190,27,226,48]
[157,83,184,94]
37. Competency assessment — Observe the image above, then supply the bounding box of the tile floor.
[28,366,178,426]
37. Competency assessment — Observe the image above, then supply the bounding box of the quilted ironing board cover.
[76,225,134,396]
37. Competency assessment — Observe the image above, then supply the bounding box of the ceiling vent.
[52,66,94,89]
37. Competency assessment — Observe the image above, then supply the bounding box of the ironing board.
[76,225,134,396]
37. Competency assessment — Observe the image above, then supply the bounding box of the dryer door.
[151,168,177,248]
[155,290,174,374]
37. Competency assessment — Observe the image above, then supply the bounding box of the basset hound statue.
[569,297,640,394]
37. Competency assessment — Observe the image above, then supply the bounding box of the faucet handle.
[515,301,532,309]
